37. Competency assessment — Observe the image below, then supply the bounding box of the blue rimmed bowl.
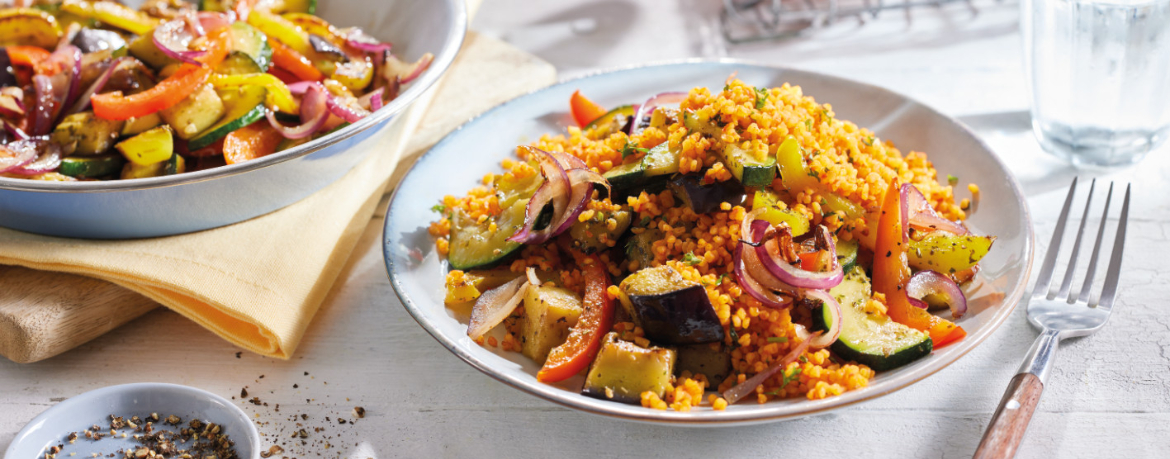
[0,0,466,239]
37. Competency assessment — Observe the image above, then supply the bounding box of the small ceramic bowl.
[4,383,260,459]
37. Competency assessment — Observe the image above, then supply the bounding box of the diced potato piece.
[50,112,124,155]
[520,285,583,363]
[160,83,224,140]
[121,112,163,136]
[116,125,173,165]
[582,332,676,404]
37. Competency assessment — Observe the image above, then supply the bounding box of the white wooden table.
[3,1,1166,458]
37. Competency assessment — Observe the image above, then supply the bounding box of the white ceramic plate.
[382,61,1034,425]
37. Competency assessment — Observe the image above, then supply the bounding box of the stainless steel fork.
[973,177,1131,459]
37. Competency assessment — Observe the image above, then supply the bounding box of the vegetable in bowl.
[0,0,432,181]
[430,78,995,412]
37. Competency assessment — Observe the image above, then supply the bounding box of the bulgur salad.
[429,78,994,411]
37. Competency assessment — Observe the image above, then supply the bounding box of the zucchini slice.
[619,265,725,345]
[601,160,645,196]
[187,85,267,149]
[812,266,932,371]
[582,332,676,404]
[569,209,632,254]
[447,198,527,270]
[216,52,265,75]
[623,226,661,271]
[224,22,272,71]
[584,104,635,136]
[520,285,584,363]
[721,143,777,187]
[641,142,680,177]
[836,239,859,273]
[59,155,125,178]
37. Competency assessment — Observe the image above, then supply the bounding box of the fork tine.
[1075,182,1113,304]
[1054,179,1095,300]
[1033,177,1078,298]
[1095,184,1130,310]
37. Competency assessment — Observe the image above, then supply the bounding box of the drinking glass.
[1022,0,1170,167]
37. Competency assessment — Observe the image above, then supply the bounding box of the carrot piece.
[223,121,283,165]
[271,40,323,82]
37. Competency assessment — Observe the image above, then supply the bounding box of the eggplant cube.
[520,285,583,363]
[675,343,732,383]
[619,266,726,345]
[582,332,676,404]
[667,173,747,214]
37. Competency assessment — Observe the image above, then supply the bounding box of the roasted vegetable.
[751,188,810,236]
[0,8,62,49]
[447,199,527,270]
[668,173,746,214]
[570,90,606,127]
[584,104,635,136]
[569,209,632,253]
[71,28,126,53]
[675,343,731,383]
[50,112,124,155]
[813,265,932,371]
[160,83,225,140]
[581,332,676,404]
[538,255,617,382]
[619,265,725,345]
[58,154,124,178]
[908,232,995,276]
[520,284,584,363]
[623,227,661,271]
[443,268,518,305]
[116,125,173,165]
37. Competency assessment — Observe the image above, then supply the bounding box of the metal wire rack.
[720,0,1007,44]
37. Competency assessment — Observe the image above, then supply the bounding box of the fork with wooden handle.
[973,178,1130,459]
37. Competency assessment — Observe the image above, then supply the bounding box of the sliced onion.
[902,183,969,236]
[65,56,129,116]
[754,221,844,290]
[357,87,385,111]
[345,28,392,54]
[908,297,929,309]
[526,267,540,286]
[153,17,208,65]
[733,242,793,308]
[722,333,814,404]
[4,120,28,141]
[267,82,329,139]
[551,168,610,235]
[548,150,589,171]
[31,75,56,136]
[630,91,688,136]
[8,140,62,175]
[286,81,315,95]
[906,270,968,318]
[45,45,81,122]
[0,87,23,118]
[507,148,572,244]
[382,52,433,87]
[197,11,235,34]
[802,289,842,349]
[325,94,368,123]
[0,140,40,173]
[467,276,528,340]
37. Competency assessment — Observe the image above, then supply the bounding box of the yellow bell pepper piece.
[209,73,299,114]
[0,8,62,49]
[751,189,810,236]
[61,0,158,36]
[907,232,996,274]
[246,10,310,55]
[116,125,173,166]
[775,135,819,193]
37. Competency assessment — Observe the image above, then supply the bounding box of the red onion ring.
[630,91,687,136]
[45,45,81,123]
[345,28,392,54]
[508,148,572,244]
[197,11,235,34]
[31,74,56,136]
[357,87,385,111]
[906,270,968,318]
[381,53,433,88]
[0,140,41,173]
[802,289,842,349]
[399,53,432,85]
[902,183,969,236]
[324,93,368,123]
[3,120,28,141]
[267,81,329,139]
[286,81,314,95]
[722,333,814,404]
[548,150,589,171]
[754,221,844,290]
[733,242,793,308]
[467,276,529,340]
[153,17,208,66]
[65,56,129,116]
[8,140,62,175]
[0,87,23,118]
[551,168,610,235]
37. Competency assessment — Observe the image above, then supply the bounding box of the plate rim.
[382,58,1035,426]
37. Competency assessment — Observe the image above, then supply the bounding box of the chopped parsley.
[947,174,959,185]
[717,273,731,285]
[684,251,703,265]
[863,136,874,146]
[639,216,652,226]
[780,366,802,389]
[767,337,788,343]
[754,87,768,109]
[805,118,813,131]
[620,140,649,159]
[430,203,447,214]
[723,83,731,93]
[799,355,809,363]
[728,327,740,349]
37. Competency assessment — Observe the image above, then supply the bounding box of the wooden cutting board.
[0,32,555,364]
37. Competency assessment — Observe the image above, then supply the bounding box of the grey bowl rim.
[3,382,262,459]
[0,0,467,194]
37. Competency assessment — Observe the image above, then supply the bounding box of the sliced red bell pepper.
[7,46,52,74]
[90,28,230,120]
[271,40,323,82]
[570,90,606,128]
[537,255,617,383]
[872,179,966,348]
[223,120,282,165]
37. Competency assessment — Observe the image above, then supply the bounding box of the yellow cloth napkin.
[0,33,556,359]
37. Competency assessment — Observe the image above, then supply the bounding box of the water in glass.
[1022,0,1170,167]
